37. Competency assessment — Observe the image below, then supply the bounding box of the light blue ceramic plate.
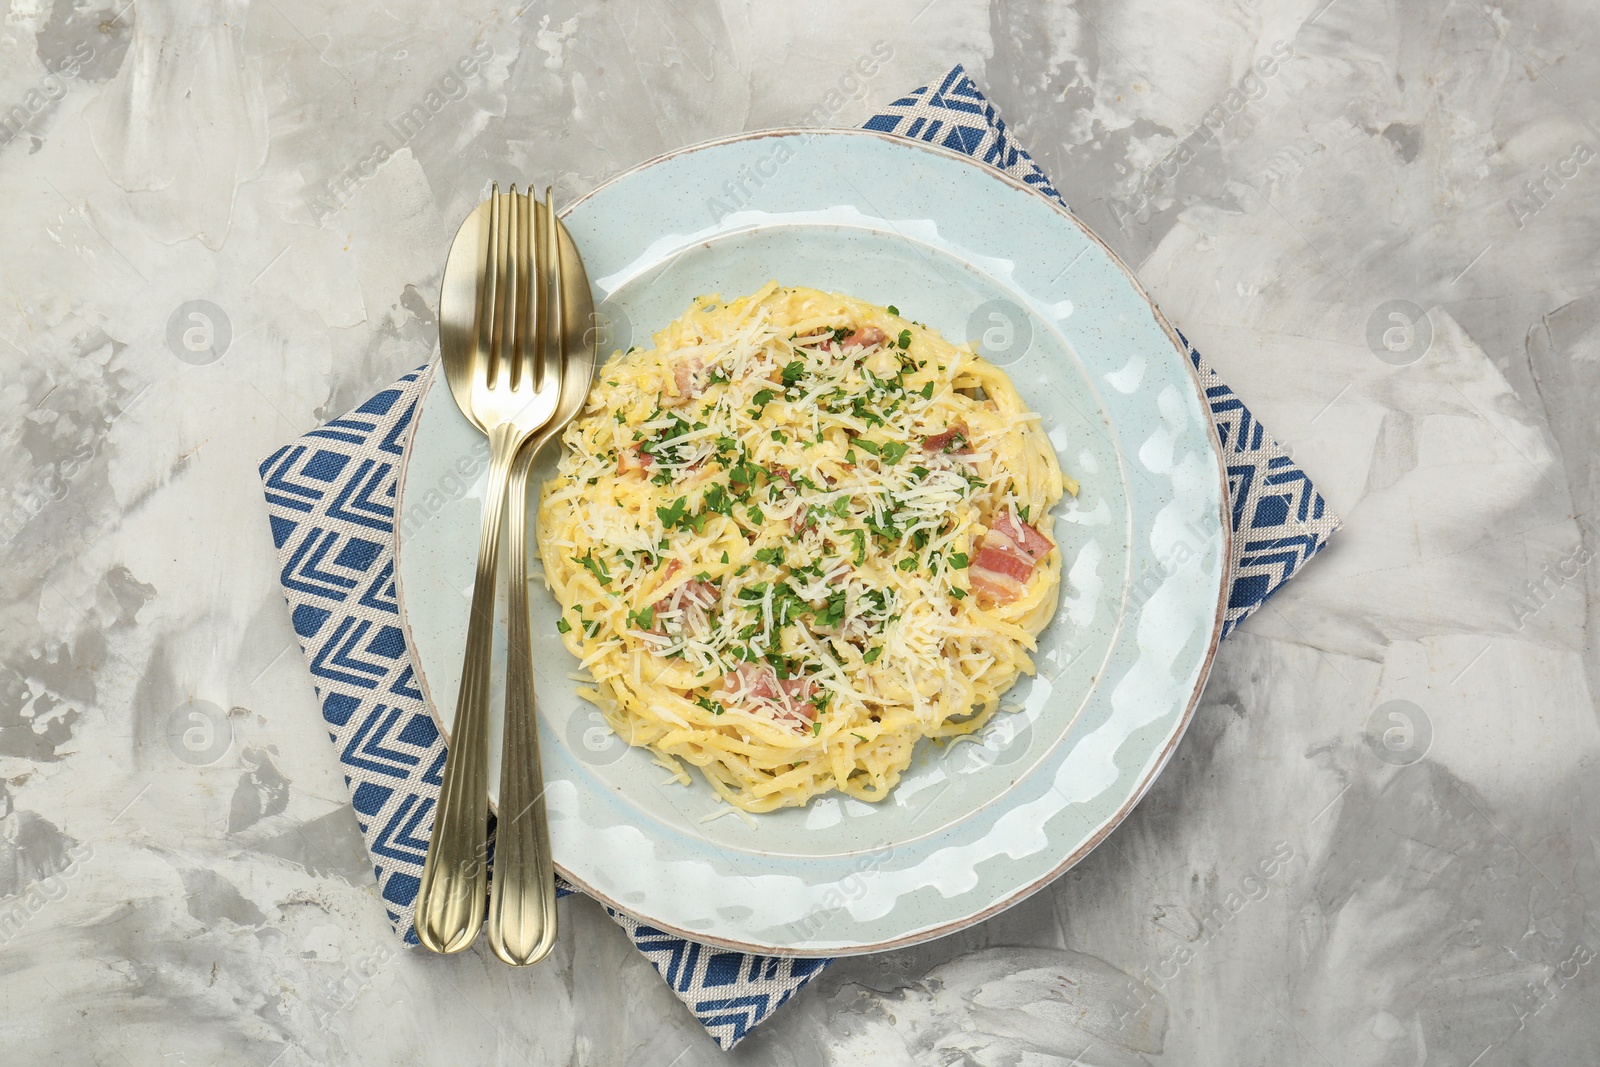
[395,129,1230,956]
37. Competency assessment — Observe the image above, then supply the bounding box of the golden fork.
[487,188,596,965]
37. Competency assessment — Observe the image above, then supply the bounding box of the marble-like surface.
[2,0,1597,1063]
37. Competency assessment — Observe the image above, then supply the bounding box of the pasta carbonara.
[538,283,1073,811]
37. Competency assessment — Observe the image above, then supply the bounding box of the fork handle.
[487,432,559,965]
[415,420,521,953]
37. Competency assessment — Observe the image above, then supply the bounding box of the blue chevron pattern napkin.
[259,66,1339,1050]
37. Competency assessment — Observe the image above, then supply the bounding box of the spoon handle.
[415,420,520,953]
[487,436,559,965]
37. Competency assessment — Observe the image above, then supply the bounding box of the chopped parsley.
[880,441,910,466]
[574,551,611,587]
[704,484,734,515]
[748,387,776,415]
[816,590,848,628]
[656,496,689,529]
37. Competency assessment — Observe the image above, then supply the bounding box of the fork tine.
[531,190,549,394]
[507,185,522,382]
[514,189,532,391]
[544,186,561,394]
[474,183,500,380]
[490,186,515,383]
[506,189,522,389]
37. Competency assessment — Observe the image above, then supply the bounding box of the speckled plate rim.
[393,127,1232,956]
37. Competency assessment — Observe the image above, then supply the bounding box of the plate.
[394,129,1229,956]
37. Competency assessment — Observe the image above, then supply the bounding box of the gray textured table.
[4,1,1598,1064]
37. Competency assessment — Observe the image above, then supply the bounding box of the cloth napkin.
[259,64,1340,1050]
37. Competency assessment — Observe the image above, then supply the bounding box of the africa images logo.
[307,42,496,223]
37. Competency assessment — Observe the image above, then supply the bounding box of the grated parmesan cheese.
[536,284,1071,811]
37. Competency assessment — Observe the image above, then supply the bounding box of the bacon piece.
[969,513,1053,605]
[779,677,817,716]
[841,326,886,350]
[968,569,1025,605]
[973,535,1035,583]
[990,511,1053,560]
[647,562,718,635]
[807,326,886,353]
[720,662,774,699]
[617,443,653,475]
[717,663,817,727]
[663,358,706,407]
[923,423,972,454]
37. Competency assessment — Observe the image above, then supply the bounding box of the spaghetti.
[538,283,1072,811]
